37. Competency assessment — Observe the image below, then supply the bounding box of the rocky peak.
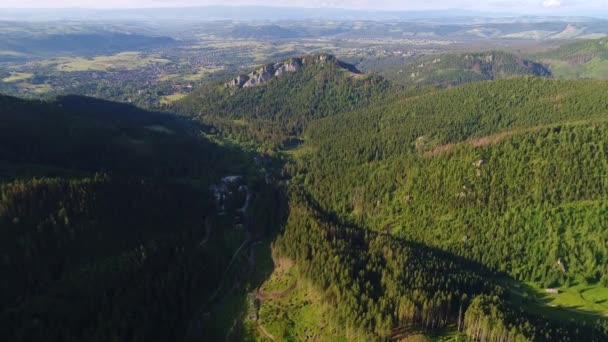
[225,54,341,89]
[226,57,304,89]
[303,53,335,65]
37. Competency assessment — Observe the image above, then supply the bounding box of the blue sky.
[1,0,606,13]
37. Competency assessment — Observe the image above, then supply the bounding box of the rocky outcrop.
[242,64,274,88]
[228,75,250,88]
[226,54,341,89]
[226,58,303,89]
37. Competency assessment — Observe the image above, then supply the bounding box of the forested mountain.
[171,53,608,340]
[4,49,608,341]
[272,186,608,341]
[244,75,608,340]
[535,37,608,79]
[173,54,390,148]
[0,22,175,60]
[0,94,248,180]
[385,51,551,87]
[295,77,608,284]
[0,94,284,341]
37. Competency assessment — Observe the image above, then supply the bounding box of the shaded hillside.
[271,76,608,339]
[4,52,608,342]
[0,94,248,180]
[173,54,391,148]
[0,94,283,341]
[0,22,175,59]
[292,77,608,289]
[172,51,608,338]
[535,37,608,79]
[385,51,551,87]
[271,186,608,341]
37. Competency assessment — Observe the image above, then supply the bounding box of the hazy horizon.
[0,0,606,15]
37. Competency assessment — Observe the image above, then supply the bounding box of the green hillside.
[0,22,175,59]
[0,94,250,181]
[174,54,390,149]
[176,54,608,340]
[535,38,608,79]
[4,50,608,342]
[274,78,608,340]
[296,77,608,284]
[385,51,551,87]
[175,56,608,340]
[269,187,608,341]
[0,94,284,341]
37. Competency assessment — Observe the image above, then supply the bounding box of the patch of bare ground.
[424,130,515,157]
[272,254,294,273]
[470,130,515,147]
[424,117,607,158]
[256,281,298,300]
[564,54,595,66]
[257,250,297,300]
[257,324,277,341]
[388,324,433,342]
[424,143,455,157]
[399,333,432,342]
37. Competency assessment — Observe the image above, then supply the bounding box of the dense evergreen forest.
[293,77,608,286]
[0,94,285,341]
[383,51,551,87]
[174,54,391,148]
[273,187,608,341]
[0,94,251,180]
[276,75,608,339]
[171,54,608,340]
[534,37,608,79]
[3,49,608,341]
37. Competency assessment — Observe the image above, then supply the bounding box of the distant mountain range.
[3,42,608,339]
[534,37,608,79]
[1,6,608,21]
[385,51,551,86]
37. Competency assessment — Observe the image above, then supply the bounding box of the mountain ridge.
[225,54,360,89]
[174,53,388,148]
[535,37,608,79]
[385,50,551,86]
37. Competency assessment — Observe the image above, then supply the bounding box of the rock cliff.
[226,54,341,88]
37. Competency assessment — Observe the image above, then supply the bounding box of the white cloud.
[0,0,605,12]
[542,0,562,8]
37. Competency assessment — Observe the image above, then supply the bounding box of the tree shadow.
[496,273,608,326]
[189,178,290,342]
[300,186,608,329]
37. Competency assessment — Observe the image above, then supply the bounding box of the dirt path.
[199,220,212,247]
[239,188,252,213]
[256,281,298,300]
[207,182,254,304]
[206,239,250,303]
[257,323,277,341]
[250,254,298,341]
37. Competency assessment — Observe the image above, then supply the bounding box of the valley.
[2,6,608,342]
[2,18,607,108]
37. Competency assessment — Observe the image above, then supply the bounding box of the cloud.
[542,0,562,8]
[1,0,606,12]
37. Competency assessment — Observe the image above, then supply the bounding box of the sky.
[0,0,606,13]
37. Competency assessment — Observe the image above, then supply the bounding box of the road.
[257,324,277,341]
